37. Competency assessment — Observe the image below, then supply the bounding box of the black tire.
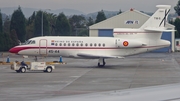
[98,62,105,67]
[16,70,20,73]
[46,67,52,73]
[20,67,26,73]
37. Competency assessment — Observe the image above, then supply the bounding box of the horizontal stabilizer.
[144,27,175,32]
[77,53,124,59]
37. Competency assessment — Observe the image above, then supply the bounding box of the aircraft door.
[39,39,48,56]
[116,39,121,48]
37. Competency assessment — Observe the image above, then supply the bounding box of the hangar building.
[89,9,175,52]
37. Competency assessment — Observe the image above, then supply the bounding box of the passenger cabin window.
[103,43,105,47]
[81,43,83,46]
[68,43,71,46]
[85,43,88,46]
[55,43,57,46]
[72,43,75,46]
[98,43,101,47]
[90,43,92,46]
[94,43,97,47]
[64,43,66,46]
[76,43,79,46]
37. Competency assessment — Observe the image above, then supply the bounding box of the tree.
[0,17,11,51]
[174,0,180,16]
[26,23,34,40]
[27,11,36,26]
[0,10,3,51]
[10,6,26,42]
[3,17,10,34]
[69,15,86,36]
[87,17,94,26]
[174,18,180,38]
[95,10,106,23]
[0,9,2,33]
[34,11,50,37]
[117,9,122,15]
[78,29,89,36]
[46,13,57,35]
[55,13,71,36]
[26,12,36,39]
[10,29,19,46]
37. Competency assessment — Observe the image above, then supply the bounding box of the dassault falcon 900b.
[9,5,173,67]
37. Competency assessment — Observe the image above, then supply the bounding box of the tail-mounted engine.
[116,39,146,48]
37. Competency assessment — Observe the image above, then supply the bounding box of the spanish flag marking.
[123,41,129,46]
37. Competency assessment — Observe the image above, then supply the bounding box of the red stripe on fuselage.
[113,31,160,33]
[9,45,169,54]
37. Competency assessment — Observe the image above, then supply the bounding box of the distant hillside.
[1,13,7,24]
[0,7,85,18]
[53,9,85,16]
[2,13,7,19]
[0,7,177,22]
[87,10,119,20]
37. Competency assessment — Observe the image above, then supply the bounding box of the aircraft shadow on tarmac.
[65,63,138,69]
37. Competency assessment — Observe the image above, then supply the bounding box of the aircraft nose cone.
[9,47,19,53]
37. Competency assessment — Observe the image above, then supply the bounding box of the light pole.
[41,12,43,36]
[41,9,51,36]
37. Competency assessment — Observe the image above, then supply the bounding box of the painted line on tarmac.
[59,68,93,91]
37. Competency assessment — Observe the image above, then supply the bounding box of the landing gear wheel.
[20,67,26,73]
[46,67,52,73]
[98,62,106,67]
[16,70,20,73]
[98,58,106,67]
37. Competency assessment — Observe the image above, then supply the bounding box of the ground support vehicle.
[11,62,55,73]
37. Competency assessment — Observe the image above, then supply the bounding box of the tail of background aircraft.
[139,5,171,32]
[113,5,173,39]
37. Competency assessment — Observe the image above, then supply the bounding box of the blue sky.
[0,0,178,13]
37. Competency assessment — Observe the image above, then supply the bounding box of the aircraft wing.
[77,53,124,59]
[34,83,180,101]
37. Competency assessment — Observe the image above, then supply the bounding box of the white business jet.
[9,5,173,67]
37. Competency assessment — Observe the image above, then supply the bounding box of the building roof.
[89,9,174,29]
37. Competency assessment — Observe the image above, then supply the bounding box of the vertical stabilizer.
[140,5,171,31]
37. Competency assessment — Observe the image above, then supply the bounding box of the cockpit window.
[25,40,32,44]
[31,40,35,44]
[25,40,35,44]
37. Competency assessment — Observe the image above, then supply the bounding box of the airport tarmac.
[1,52,180,101]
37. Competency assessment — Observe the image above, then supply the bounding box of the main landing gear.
[98,58,106,67]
